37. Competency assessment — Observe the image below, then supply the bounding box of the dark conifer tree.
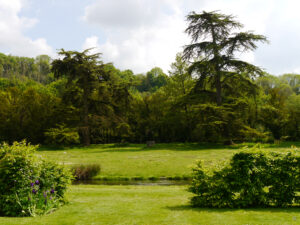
[51,49,109,146]
[183,11,268,105]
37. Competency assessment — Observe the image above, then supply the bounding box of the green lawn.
[1,185,299,225]
[2,143,300,224]
[38,142,300,180]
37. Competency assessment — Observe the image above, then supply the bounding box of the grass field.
[1,185,300,225]
[1,142,300,224]
[38,142,300,180]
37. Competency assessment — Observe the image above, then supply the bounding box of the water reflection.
[73,179,190,186]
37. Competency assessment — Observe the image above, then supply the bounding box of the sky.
[0,0,300,75]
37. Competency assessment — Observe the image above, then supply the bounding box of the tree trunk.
[81,126,90,146]
[216,72,222,106]
[184,104,192,141]
[82,76,90,146]
[211,26,222,106]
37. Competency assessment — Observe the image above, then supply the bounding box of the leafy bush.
[0,141,72,217]
[44,124,80,146]
[189,148,300,208]
[71,164,101,180]
[239,125,271,143]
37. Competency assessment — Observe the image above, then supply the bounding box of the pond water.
[73,179,190,186]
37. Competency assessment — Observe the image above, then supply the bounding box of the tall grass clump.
[71,164,101,180]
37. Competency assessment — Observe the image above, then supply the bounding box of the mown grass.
[1,185,299,225]
[1,143,299,224]
[37,142,300,180]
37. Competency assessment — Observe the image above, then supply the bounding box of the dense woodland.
[0,51,299,145]
[0,11,299,146]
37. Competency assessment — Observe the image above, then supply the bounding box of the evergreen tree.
[51,49,109,146]
[183,11,268,105]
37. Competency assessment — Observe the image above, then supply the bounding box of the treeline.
[0,52,299,145]
[0,53,52,84]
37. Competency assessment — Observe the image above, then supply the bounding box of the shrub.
[44,124,80,146]
[0,141,72,217]
[71,164,101,180]
[239,125,271,143]
[189,149,300,208]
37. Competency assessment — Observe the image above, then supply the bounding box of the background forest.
[0,50,299,145]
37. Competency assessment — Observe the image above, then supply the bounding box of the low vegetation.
[189,148,300,208]
[71,164,101,180]
[0,141,72,217]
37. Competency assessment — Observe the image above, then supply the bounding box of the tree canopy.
[51,49,110,146]
[0,11,298,145]
[183,11,268,105]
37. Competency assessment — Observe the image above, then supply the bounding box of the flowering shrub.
[189,149,300,208]
[0,141,72,217]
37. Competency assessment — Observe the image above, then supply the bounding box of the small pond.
[73,179,191,186]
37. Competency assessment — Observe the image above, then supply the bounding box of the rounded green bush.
[0,141,72,217]
[189,148,300,208]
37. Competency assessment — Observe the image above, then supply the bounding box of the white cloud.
[82,36,101,53]
[83,0,273,74]
[83,0,172,30]
[253,0,300,74]
[83,0,300,75]
[82,36,120,61]
[1,0,300,75]
[83,0,188,73]
[0,0,54,57]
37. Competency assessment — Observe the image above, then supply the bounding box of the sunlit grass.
[1,185,299,225]
[37,142,300,180]
[1,143,299,224]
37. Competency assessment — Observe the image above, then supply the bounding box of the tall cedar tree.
[51,49,108,146]
[183,11,268,105]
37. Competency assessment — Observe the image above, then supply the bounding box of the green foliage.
[180,11,269,143]
[71,164,101,180]
[0,11,298,144]
[0,53,52,84]
[183,11,267,106]
[51,49,131,145]
[134,67,168,93]
[256,74,300,141]
[238,125,271,142]
[51,49,107,146]
[189,148,300,208]
[44,124,80,146]
[0,84,62,144]
[0,40,300,144]
[0,141,72,217]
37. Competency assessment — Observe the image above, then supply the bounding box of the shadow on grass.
[98,143,242,153]
[166,204,300,213]
[38,144,112,152]
[38,142,300,153]
[38,145,83,151]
